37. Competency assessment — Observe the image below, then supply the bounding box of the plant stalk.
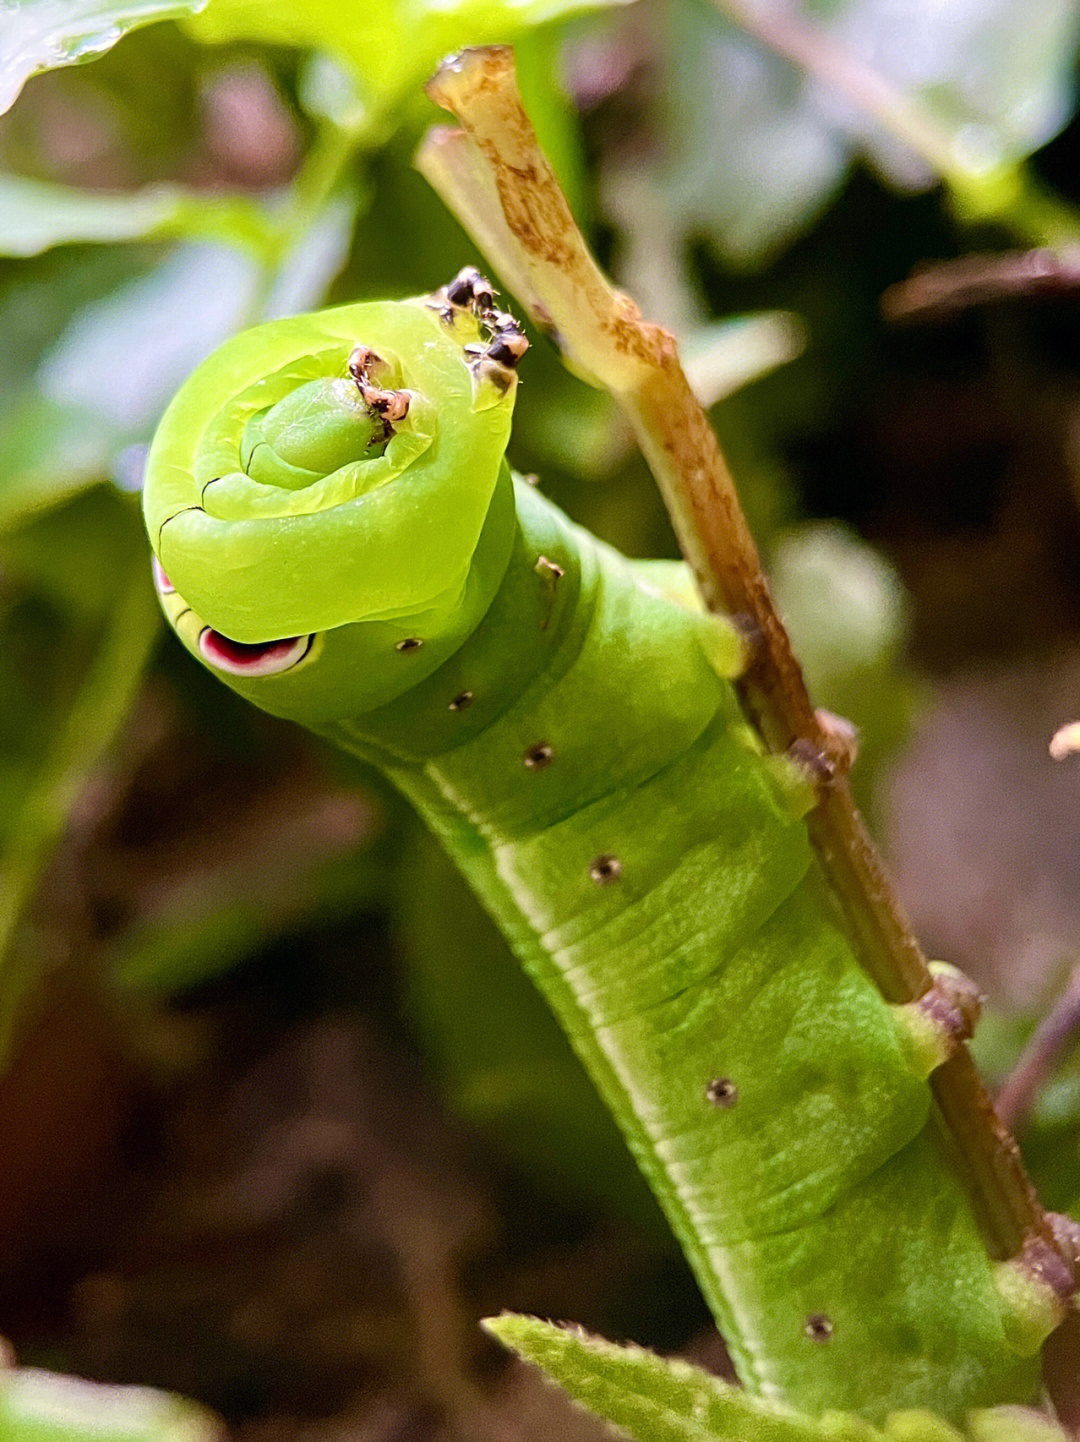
[416,44,1061,1271]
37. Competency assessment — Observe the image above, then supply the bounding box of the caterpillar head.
[143,277,526,722]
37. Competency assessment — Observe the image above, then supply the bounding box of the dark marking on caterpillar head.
[199,629,314,677]
[470,357,516,394]
[705,1077,738,1108]
[157,504,205,554]
[523,741,555,770]
[243,441,269,477]
[589,854,622,885]
[396,637,424,653]
[449,690,475,712]
[448,266,496,313]
[348,345,388,383]
[804,1314,834,1342]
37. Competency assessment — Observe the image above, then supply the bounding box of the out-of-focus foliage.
[3,0,1080,1431]
[0,0,204,116]
[0,175,272,258]
[604,0,1080,270]
[0,1360,221,1442]
[772,522,923,807]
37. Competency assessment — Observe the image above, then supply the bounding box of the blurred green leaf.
[0,174,275,258]
[38,200,358,433]
[0,0,205,116]
[0,186,359,528]
[770,521,923,802]
[0,394,117,533]
[0,1362,221,1442]
[0,545,160,1058]
[186,0,632,118]
[610,0,1080,268]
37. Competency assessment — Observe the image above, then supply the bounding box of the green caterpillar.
[141,276,1062,1423]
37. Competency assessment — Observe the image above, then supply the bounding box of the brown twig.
[997,967,1080,1132]
[416,45,1063,1274]
[883,249,1080,326]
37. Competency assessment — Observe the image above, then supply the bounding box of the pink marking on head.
[198,630,313,678]
[152,556,175,594]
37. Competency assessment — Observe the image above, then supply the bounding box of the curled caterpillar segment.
[144,296,523,713]
[150,558,320,679]
[143,276,1049,1423]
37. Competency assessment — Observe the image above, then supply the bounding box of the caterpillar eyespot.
[141,286,1048,1423]
[152,556,175,595]
[198,629,314,677]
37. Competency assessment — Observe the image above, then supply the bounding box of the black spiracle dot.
[705,1077,738,1108]
[804,1314,834,1343]
[395,637,424,653]
[523,742,555,770]
[449,690,475,712]
[589,854,622,885]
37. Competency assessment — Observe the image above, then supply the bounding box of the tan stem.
[417,44,1061,1270]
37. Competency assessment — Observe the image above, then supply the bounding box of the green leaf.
[0,174,275,258]
[611,0,1080,268]
[769,521,923,805]
[0,393,117,533]
[484,1316,1071,1442]
[0,1363,220,1442]
[0,0,206,117]
[186,0,631,115]
[482,1315,858,1442]
[0,187,359,530]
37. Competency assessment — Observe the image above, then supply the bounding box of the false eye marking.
[152,556,175,595]
[198,629,314,678]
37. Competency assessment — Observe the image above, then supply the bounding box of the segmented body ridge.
[319,478,1039,1418]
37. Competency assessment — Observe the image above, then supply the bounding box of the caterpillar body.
[142,285,1053,1422]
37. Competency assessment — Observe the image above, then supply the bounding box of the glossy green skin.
[143,301,1041,1421]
